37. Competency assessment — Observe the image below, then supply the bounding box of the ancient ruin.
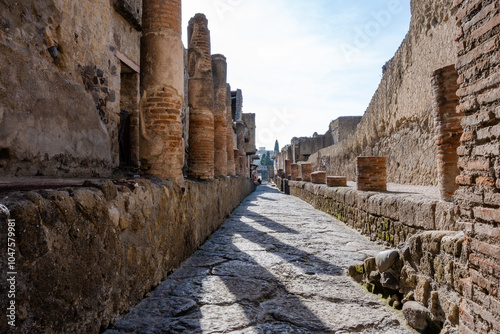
[274,0,500,333]
[0,1,257,332]
[1,0,499,333]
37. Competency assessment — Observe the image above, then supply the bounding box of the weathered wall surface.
[309,0,457,186]
[288,181,458,246]
[0,177,255,333]
[0,0,141,177]
[453,0,500,333]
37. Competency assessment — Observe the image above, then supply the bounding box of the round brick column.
[187,14,215,180]
[226,84,236,176]
[356,157,387,191]
[212,54,228,178]
[139,0,184,182]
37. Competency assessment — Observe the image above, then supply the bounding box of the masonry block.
[327,176,347,187]
[291,163,300,180]
[301,163,312,182]
[285,159,291,180]
[311,171,327,184]
[356,157,387,191]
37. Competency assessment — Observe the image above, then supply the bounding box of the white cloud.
[182,0,411,150]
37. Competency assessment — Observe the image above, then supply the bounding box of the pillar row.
[139,0,184,183]
[187,14,215,180]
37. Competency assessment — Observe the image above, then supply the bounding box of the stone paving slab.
[105,184,415,334]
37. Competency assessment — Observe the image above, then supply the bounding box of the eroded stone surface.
[106,184,414,333]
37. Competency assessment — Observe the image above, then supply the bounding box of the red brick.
[467,159,490,171]
[469,253,500,276]
[476,176,495,186]
[474,207,500,223]
[471,238,500,262]
[470,13,500,41]
[478,87,500,106]
[470,268,498,296]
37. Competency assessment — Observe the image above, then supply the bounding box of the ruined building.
[276,0,500,333]
[0,1,256,333]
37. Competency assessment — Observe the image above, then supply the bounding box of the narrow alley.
[105,184,414,333]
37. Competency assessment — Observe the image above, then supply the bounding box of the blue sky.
[182,0,411,150]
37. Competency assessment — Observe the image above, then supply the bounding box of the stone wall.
[453,0,500,333]
[325,116,363,147]
[308,0,457,186]
[289,181,458,246]
[0,0,142,177]
[0,177,255,333]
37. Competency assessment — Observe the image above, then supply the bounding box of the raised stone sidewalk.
[105,184,415,333]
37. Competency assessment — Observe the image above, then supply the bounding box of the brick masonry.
[356,157,387,191]
[226,84,236,176]
[327,176,347,187]
[432,65,464,201]
[301,163,312,182]
[291,163,300,181]
[187,14,215,180]
[454,0,500,333]
[139,0,184,182]
[212,54,228,177]
[311,171,327,184]
[285,159,291,180]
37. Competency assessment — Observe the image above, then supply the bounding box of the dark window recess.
[113,0,142,31]
[119,109,132,166]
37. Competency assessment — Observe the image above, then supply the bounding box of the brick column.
[301,163,312,182]
[432,65,463,202]
[285,159,291,179]
[234,149,240,175]
[212,54,228,177]
[226,84,236,176]
[187,14,215,180]
[139,0,184,182]
[311,171,327,184]
[356,157,387,191]
[291,163,300,180]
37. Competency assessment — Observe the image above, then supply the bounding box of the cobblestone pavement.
[106,184,415,334]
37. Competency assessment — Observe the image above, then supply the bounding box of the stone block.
[403,301,429,331]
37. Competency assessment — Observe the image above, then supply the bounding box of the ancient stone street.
[105,184,414,333]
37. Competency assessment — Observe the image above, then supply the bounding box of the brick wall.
[432,65,464,201]
[453,0,500,333]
